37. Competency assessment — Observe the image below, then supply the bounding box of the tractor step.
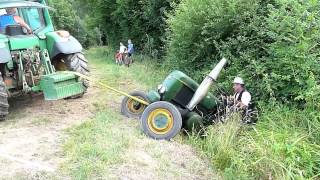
[39,72,85,100]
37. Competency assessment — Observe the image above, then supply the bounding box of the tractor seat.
[5,25,26,36]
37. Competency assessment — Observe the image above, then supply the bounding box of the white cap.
[233,77,245,85]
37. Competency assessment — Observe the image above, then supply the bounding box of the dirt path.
[0,88,98,179]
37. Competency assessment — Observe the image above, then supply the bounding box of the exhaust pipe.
[186,58,228,111]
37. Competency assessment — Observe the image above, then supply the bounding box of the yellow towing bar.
[65,71,150,106]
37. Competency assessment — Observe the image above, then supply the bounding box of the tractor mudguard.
[46,32,83,59]
[0,38,12,63]
[0,47,11,63]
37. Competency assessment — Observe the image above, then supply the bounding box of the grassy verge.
[61,47,214,179]
[188,104,320,179]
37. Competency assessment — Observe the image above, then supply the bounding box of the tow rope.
[64,71,150,106]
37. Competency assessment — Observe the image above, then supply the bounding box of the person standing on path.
[127,39,134,59]
[119,42,127,64]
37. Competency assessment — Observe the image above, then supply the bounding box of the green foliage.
[48,0,89,46]
[77,0,180,56]
[189,105,320,179]
[165,2,320,177]
[165,0,320,105]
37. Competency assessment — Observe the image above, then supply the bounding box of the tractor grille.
[173,85,195,107]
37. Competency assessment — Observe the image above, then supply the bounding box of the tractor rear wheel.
[0,76,9,120]
[140,101,182,140]
[54,53,90,93]
[121,91,149,119]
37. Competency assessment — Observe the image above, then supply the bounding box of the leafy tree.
[48,0,89,46]
[165,0,320,106]
[76,0,180,56]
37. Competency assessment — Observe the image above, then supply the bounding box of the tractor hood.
[0,1,51,9]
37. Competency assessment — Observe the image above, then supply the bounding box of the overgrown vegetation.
[164,1,320,178]
[165,0,320,105]
[52,0,180,56]
[189,106,320,179]
[48,0,320,178]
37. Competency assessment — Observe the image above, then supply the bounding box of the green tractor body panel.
[0,0,86,101]
[184,112,204,131]
[46,32,83,58]
[39,72,84,100]
[148,70,218,111]
[9,35,39,50]
[0,35,12,63]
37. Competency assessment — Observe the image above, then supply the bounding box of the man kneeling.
[232,77,258,124]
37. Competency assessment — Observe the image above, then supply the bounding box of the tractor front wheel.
[0,76,9,120]
[140,101,182,140]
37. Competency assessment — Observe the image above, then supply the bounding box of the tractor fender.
[46,31,83,59]
[0,38,12,63]
[0,47,11,63]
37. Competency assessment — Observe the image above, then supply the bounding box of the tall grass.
[188,105,320,179]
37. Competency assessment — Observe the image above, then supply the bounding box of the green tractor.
[0,0,89,119]
[122,58,229,140]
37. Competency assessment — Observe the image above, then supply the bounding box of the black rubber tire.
[54,53,90,91]
[63,53,90,90]
[0,76,9,120]
[140,101,182,140]
[121,91,149,119]
[53,53,90,99]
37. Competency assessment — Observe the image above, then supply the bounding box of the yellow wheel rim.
[126,97,146,114]
[147,108,174,135]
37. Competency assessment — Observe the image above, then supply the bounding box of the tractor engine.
[148,71,219,112]
[6,49,48,94]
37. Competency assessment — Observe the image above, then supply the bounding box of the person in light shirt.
[233,77,251,109]
[119,42,127,64]
[119,42,126,53]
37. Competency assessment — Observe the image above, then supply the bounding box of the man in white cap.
[233,77,251,109]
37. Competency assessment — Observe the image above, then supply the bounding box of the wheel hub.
[127,97,146,114]
[147,109,174,135]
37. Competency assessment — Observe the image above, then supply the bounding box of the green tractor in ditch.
[0,1,89,119]
[122,58,230,140]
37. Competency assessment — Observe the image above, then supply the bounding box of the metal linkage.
[65,71,150,106]
[40,50,55,75]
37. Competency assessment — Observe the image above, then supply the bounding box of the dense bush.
[166,2,320,177]
[165,0,320,105]
[77,0,180,56]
